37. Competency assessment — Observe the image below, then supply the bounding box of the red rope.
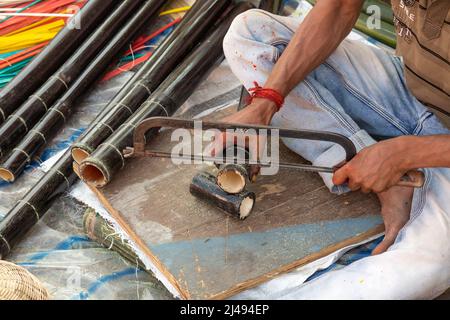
[247,81,284,111]
[102,18,182,81]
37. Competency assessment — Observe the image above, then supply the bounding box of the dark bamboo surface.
[71,0,231,163]
[0,0,117,124]
[0,0,144,159]
[79,2,254,188]
[190,172,256,219]
[0,0,166,182]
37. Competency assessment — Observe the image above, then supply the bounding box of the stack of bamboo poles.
[0,0,254,259]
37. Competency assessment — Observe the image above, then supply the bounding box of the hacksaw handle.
[396,170,425,188]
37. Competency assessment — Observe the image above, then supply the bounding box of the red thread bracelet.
[247,81,284,111]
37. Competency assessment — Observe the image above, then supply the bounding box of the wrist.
[393,136,422,170]
[250,98,278,123]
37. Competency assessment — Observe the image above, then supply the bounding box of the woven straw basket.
[0,260,49,300]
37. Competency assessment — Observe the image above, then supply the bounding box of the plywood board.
[80,105,383,300]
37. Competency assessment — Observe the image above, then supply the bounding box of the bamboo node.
[30,95,49,112]
[12,147,31,162]
[117,103,134,116]
[8,114,29,132]
[147,100,170,116]
[95,121,114,133]
[30,130,47,144]
[53,169,71,189]
[49,108,66,123]
[135,82,152,95]
[19,200,40,222]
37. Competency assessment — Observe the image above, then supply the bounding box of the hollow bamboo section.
[0,0,117,124]
[190,172,256,220]
[70,0,231,164]
[79,2,254,188]
[215,146,253,194]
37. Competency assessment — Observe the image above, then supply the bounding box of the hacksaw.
[123,117,424,188]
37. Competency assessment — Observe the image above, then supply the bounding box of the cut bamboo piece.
[0,0,167,182]
[217,164,249,194]
[216,146,253,194]
[190,172,256,220]
[71,0,231,164]
[79,2,254,188]
[0,0,118,124]
[0,0,144,158]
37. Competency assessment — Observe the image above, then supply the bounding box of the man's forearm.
[265,0,363,97]
[401,135,450,169]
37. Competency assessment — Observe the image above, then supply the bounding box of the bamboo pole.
[70,0,231,164]
[0,0,118,124]
[79,2,254,188]
[0,0,144,159]
[0,0,167,182]
[190,172,256,220]
[237,0,282,111]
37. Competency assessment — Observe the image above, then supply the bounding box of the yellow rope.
[0,19,64,53]
[159,6,191,17]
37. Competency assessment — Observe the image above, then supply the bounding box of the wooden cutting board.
[79,105,383,299]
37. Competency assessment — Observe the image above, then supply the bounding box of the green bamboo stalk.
[356,12,396,48]
[305,0,396,47]
[82,208,145,269]
[362,0,393,24]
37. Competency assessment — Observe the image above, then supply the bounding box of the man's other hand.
[333,137,411,194]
